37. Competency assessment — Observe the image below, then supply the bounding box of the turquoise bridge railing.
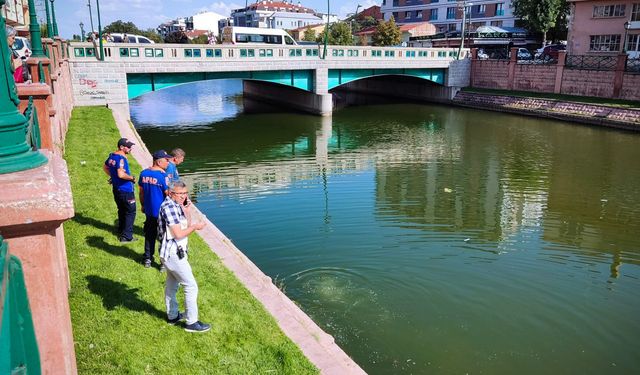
[0,235,41,374]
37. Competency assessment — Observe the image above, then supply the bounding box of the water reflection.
[132,80,640,374]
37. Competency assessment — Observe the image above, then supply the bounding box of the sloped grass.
[64,106,317,374]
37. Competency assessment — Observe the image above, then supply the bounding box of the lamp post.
[97,0,104,61]
[351,4,362,34]
[27,0,45,57]
[457,0,472,59]
[80,22,85,41]
[623,21,630,53]
[322,0,330,59]
[44,0,53,38]
[49,0,59,37]
[0,0,48,173]
[87,0,95,33]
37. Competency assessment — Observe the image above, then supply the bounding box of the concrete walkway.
[109,104,366,375]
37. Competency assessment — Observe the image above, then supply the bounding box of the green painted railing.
[24,97,42,150]
[0,235,41,374]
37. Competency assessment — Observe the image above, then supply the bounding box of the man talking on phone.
[157,180,210,332]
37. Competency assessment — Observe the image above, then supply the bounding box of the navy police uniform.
[104,138,137,241]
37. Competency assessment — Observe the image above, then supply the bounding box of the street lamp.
[27,0,45,57]
[80,22,85,41]
[457,0,472,60]
[87,0,95,33]
[623,21,630,53]
[97,0,104,61]
[44,0,53,38]
[322,0,330,59]
[49,0,59,37]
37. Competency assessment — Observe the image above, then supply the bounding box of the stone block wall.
[470,60,510,89]
[620,73,640,101]
[560,69,616,98]
[513,64,557,92]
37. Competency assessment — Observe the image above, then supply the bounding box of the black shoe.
[184,321,211,333]
[167,312,184,325]
[119,237,138,243]
[144,259,152,268]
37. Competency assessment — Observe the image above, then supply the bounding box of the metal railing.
[0,236,41,374]
[625,58,640,73]
[23,97,42,151]
[565,55,618,70]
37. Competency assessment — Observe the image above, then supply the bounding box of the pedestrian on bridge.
[103,138,137,242]
[139,150,171,268]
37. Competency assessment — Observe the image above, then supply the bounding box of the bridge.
[69,43,471,116]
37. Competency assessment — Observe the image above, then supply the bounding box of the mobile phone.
[183,198,191,207]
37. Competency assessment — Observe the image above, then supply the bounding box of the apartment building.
[232,1,318,28]
[380,0,517,33]
[567,1,640,57]
[2,0,28,30]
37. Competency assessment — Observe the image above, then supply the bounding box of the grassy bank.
[64,107,317,374]
[462,87,640,109]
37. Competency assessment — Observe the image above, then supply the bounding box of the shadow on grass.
[74,212,145,238]
[86,275,165,319]
[86,236,141,263]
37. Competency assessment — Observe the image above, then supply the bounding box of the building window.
[447,7,456,19]
[632,3,640,21]
[491,20,503,27]
[592,4,626,18]
[393,12,399,20]
[430,9,437,20]
[589,34,621,51]
[477,4,486,15]
[496,3,504,16]
[431,0,439,3]
[448,23,457,31]
[627,34,639,51]
[393,0,399,6]
[406,11,411,18]
[417,10,423,19]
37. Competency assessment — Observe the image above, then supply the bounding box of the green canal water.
[131,80,640,374]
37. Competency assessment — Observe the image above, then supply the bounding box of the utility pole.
[44,0,53,38]
[87,0,95,32]
[457,0,472,60]
[323,0,330,59]
[27,0,45,57]
[97,0,104,61]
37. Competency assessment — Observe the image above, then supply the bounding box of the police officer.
[139,150,171,268]
[103,138,137,242]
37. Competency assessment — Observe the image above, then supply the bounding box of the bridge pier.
[243,80,333,116]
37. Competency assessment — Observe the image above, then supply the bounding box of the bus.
[221,26,297,46]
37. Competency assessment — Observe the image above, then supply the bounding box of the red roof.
[249,1,315,13]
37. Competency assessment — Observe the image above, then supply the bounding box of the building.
[567,1,640,58]
[231,1,335,29]
[192,11,227,36]
[158,11,226,39]
[355,21,437,45]
[356,5,384,21]
[2,0,28,31]
[380,0,517,34]
[289,23,325,41]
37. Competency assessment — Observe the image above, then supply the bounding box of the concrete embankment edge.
[451,92,640,132]
[109,104,366,375]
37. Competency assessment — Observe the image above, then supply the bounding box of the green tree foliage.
[327,22,353,45]
[103,20,140,34]
[191,34,208,44]
[372,16,401,46]
[512,0,568,44]
[303,28,316,42]
[164,31,189,44]
[140,28,163,43]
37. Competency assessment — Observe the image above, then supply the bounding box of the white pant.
[163,253,199,325]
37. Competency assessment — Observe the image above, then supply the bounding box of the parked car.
[537,44,566,61]
[110,33,154,44]
[516,48,532,60]
[12,36,31,59]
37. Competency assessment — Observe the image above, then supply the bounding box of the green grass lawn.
[64,106,317,374]
[462,87,640,109]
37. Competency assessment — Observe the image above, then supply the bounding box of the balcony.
[496,10,505,16]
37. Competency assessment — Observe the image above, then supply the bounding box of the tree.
[191,34,208,44]
[327,22,353,45]
[372,17,401,46]
[103,20,141,34]
[140,28,163,43]
[303,28,316,42]
[512,0,567,45]
[164,31,189,44]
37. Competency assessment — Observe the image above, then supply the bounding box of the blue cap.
[152,150,171,160]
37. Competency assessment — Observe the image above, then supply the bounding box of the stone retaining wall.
[453,91,640,131]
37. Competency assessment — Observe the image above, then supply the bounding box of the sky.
[43,0,380,39]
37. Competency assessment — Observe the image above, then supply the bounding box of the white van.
[109,33,154,44]
[13,36,31,59]
[221,26,297,45]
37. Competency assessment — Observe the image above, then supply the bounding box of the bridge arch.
[327,68,446,90]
